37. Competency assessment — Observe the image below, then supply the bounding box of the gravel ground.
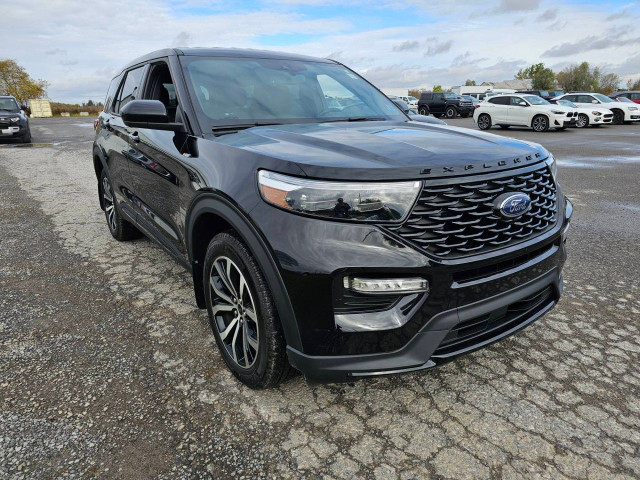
[1,117,639,479]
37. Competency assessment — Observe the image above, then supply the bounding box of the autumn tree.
[515,63,556,90]
[0,59,48,104]
[556,62,600,92]
[433,85,443,92]
[599,73,621,95]
[627,77,640,90]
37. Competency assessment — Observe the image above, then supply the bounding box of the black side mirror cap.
[121,99,183,131]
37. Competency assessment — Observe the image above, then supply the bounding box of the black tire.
[22,131,32,143]
[204,232,293,389]
[532,115,549,132]
[576,114,589,128]
[611,109,624,125]
[477,113,491,130]
[499,125,510,129]
[99,170,140,241]
[445,106,457,119]
[418,107,429,116]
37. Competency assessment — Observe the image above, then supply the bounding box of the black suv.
[0,95,31,143]
[93,48,571,388]
[417,92,474,118]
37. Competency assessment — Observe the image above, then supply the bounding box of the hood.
[214,121,549,181]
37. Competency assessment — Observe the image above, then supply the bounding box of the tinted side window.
[510,96,526,106]
[104,74,122,113]
[115,66,146,113]
[489,96,509,105]
[578,95,595,103]
[421,93,432,101]
[631,93,640,100]
[434,93,443,100]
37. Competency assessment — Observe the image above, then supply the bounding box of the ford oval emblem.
[494,192,531,218]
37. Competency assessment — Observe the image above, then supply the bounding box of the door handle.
[129,131,139,143]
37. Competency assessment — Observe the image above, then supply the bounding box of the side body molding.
[186,193,303,351]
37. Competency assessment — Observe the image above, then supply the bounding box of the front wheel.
[611,109,624,125]
[532,115,549,132]
[477,113,492,130]
[445,106,457,118]
[204,233,293,389]
[576,114,589,128]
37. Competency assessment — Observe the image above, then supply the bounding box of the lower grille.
[432,285,554,357]
[386,163,558,259]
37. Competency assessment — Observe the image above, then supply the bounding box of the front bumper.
[288,267,562,382]
[0,126,20,136]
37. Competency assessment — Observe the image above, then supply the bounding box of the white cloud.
[1,0,639,102]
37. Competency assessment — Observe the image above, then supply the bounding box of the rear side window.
[488,96,509,105]
[104,74,122,113]
[421,93,432,100]
[114,66,146,113]
[630,93,640,100]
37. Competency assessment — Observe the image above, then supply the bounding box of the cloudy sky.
[2,0,639,103]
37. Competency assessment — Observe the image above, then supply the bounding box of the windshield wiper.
[322,117,386,123]
[212,122,282,136]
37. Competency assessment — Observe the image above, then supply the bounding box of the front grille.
[432,285,554,357]
[386,163,558,259]
[604,114,613,119]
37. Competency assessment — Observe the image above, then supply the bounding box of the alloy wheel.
[209,256,259,369]
[478,115,490,130]
[533,116,547,132]
[102,176,117,231]
[577,114,588,128]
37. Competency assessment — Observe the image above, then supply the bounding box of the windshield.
[593,93,614,103]
[523,95,550,105]
[443,92,457,99]
[557,99,576,108]
[408,96,417,101]
[538,91,550,97]
[461,95,474,101]
[0,98,20,112]
[181,57,407,129]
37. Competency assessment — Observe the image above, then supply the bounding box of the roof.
[122,47,334,73]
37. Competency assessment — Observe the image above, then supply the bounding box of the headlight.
[551,110,565,115]
[591,111,601,116]
[258,170,421,222]
[546,155,557,181]
[10,117,20,123]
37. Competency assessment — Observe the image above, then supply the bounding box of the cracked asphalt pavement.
[1,117,639,479]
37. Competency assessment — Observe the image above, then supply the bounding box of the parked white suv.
[555,92,640,125]
[553,99,613,128]
[398,95,418,108]
[473,94,576,132]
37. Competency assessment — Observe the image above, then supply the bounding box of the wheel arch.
[93,145,107,210]
[186,193,303,351]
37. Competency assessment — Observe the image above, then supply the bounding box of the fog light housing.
[344,276,429,295]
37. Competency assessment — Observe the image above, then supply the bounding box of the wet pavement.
[1,117,639,479]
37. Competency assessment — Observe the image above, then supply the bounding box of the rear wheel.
[477,114,491,130]
[611,109,624,125]
[418,107,429,116]
[445,106,457,118]
[100,170,140,241]
[532,115,549,132]
[204,233,293,389]
[576,114,589,128]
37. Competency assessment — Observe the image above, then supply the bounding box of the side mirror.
[391,98,411,114]
[519,102,528,107]
[121,100,183,131]
[591,100,599,104]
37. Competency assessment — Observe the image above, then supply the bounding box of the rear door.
[487,96,509,123]
[432,93,445,114]
[102,65,147,221]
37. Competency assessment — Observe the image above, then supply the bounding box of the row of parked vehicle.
[472,91,640,132]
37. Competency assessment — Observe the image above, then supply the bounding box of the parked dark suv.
[93,48,571,388]
[417,92,474,118]
[0,95,31,143]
